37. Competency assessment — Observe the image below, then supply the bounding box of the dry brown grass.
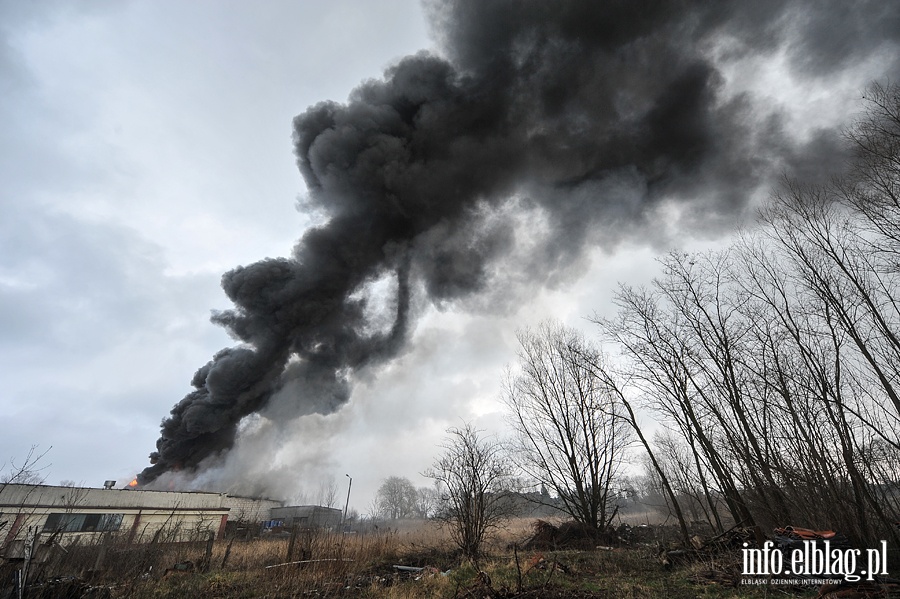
[13,520,824,598]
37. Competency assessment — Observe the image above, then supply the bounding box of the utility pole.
[342,474,352,529]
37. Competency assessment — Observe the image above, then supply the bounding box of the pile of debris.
[772,526,852,551]
[519,520,617,551]
[658,525,759,569]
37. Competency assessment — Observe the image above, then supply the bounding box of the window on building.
[43,513,123,532]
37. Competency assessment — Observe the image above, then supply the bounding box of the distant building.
[268,505,342,529]
[0,483,282,558]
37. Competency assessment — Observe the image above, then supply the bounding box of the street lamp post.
[342,474,352,529]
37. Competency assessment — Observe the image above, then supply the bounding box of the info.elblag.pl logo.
[742,540,889,583]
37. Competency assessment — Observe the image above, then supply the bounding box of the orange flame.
[128,478,138,488]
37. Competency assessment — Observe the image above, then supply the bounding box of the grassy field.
[7,519,851,598]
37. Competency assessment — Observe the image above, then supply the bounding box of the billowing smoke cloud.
[139,0,900,485]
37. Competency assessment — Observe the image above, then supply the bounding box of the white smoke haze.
[152,412,347,502]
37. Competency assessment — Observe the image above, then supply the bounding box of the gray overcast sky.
[1,0,434,507]
[2,1,898,512]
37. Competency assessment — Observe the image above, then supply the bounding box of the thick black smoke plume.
[139,0,900,484]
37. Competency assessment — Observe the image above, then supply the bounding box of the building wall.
[0,484,231,511]
[222,495,283,523]
[269,505,342,529]
[0,484,249,553]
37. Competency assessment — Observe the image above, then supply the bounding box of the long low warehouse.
[0,483,283,556]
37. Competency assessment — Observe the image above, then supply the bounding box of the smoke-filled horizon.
[139,0,900,488]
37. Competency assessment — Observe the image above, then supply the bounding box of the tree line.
[598,82,900,547]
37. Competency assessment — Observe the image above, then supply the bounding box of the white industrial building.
[0,483,283,558]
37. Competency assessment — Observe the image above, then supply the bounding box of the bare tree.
[414,486,439,519]
[423,423,513,563]
[316,476,338,508]
[590,356,694,542]
[0,445,51,487]
[568,83,900,545]
[502,322,632,530]
[374,476,418,520]
[602,267,761,530]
